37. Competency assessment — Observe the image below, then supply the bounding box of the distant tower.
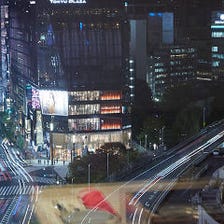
[147,12,174,53]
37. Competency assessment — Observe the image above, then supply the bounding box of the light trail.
[131,130,224,223]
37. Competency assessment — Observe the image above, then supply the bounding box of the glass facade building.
[9,0,131,160]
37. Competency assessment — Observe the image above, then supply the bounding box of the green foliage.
[97,142,126,155]
[137,115,165,146]
[68,152,127,183]
[131,79,154,138]
[16,134,25,149]
[171,106,201,144]
[159,80,224,146]
[0,112,15,139]
[0,111,25,149]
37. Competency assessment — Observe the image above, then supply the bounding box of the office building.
[211,11,224,80]
[147,45,197,101]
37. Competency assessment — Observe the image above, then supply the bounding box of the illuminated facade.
[9,0,131,161]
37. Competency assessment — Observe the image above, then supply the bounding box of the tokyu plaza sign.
[50,0,86,3]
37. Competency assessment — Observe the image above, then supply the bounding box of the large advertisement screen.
[39,90,68,116]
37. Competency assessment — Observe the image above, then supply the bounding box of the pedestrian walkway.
[25,159,69,181]
[26,159,69,166]
[0,185,36,196]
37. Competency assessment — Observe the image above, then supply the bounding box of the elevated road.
[80,121,224,224]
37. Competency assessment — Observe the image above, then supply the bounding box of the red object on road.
[79,188,118,216]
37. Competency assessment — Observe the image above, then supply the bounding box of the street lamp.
[50,118,54,165]
[161,126,165,146]
[144,134,147,149]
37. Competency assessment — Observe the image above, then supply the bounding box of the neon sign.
[50,0,86,3]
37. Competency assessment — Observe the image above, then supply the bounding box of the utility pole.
[203,107,206,128]
[88,163,91,191]
[106,152,109,180]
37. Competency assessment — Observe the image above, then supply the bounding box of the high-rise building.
[0,0,10,112]
[211,11,224,80]
[147,45,197,101]
[147,12,174,52]
[173,0,222,81]
[9,0,131,161]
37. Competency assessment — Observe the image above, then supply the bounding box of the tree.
[97,142,126,155]
[137,115,165,147]
[160,81,211,146]
[132,79,154,138]
[68,153,127,183]
[208,81,224,123]
[171,106,201,144]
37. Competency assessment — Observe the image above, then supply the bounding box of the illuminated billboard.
[39,90,68,116]
[32,87,41,110]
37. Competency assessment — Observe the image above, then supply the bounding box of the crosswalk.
[0,185,36,196]
[1,173,57,185]
[32,176,56,185]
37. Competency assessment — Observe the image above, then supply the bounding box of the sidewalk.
[25,159,69,180]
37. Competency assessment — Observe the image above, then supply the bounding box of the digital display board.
[39,90,68,116]
[32,87,41,110]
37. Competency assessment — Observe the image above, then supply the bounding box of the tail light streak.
[130,131,224,207]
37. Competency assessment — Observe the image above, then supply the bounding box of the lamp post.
[50,118,54,165]
[106,152,109,180]
[203,106,206,128]
[88,163,91,191]
[161,126,165,146]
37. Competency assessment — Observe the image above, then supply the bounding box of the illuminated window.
[100,104,121,114]
[101,118,121,130]
[100,91,122,100]
[212,32,224,38]
[212,61,220,67]
[68,118,100,131]
[212,46,218,52]
[212,53,224,59]
[68,104,100,115]
[69,91,100,101]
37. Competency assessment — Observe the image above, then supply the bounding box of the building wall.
[129,19,147,81]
